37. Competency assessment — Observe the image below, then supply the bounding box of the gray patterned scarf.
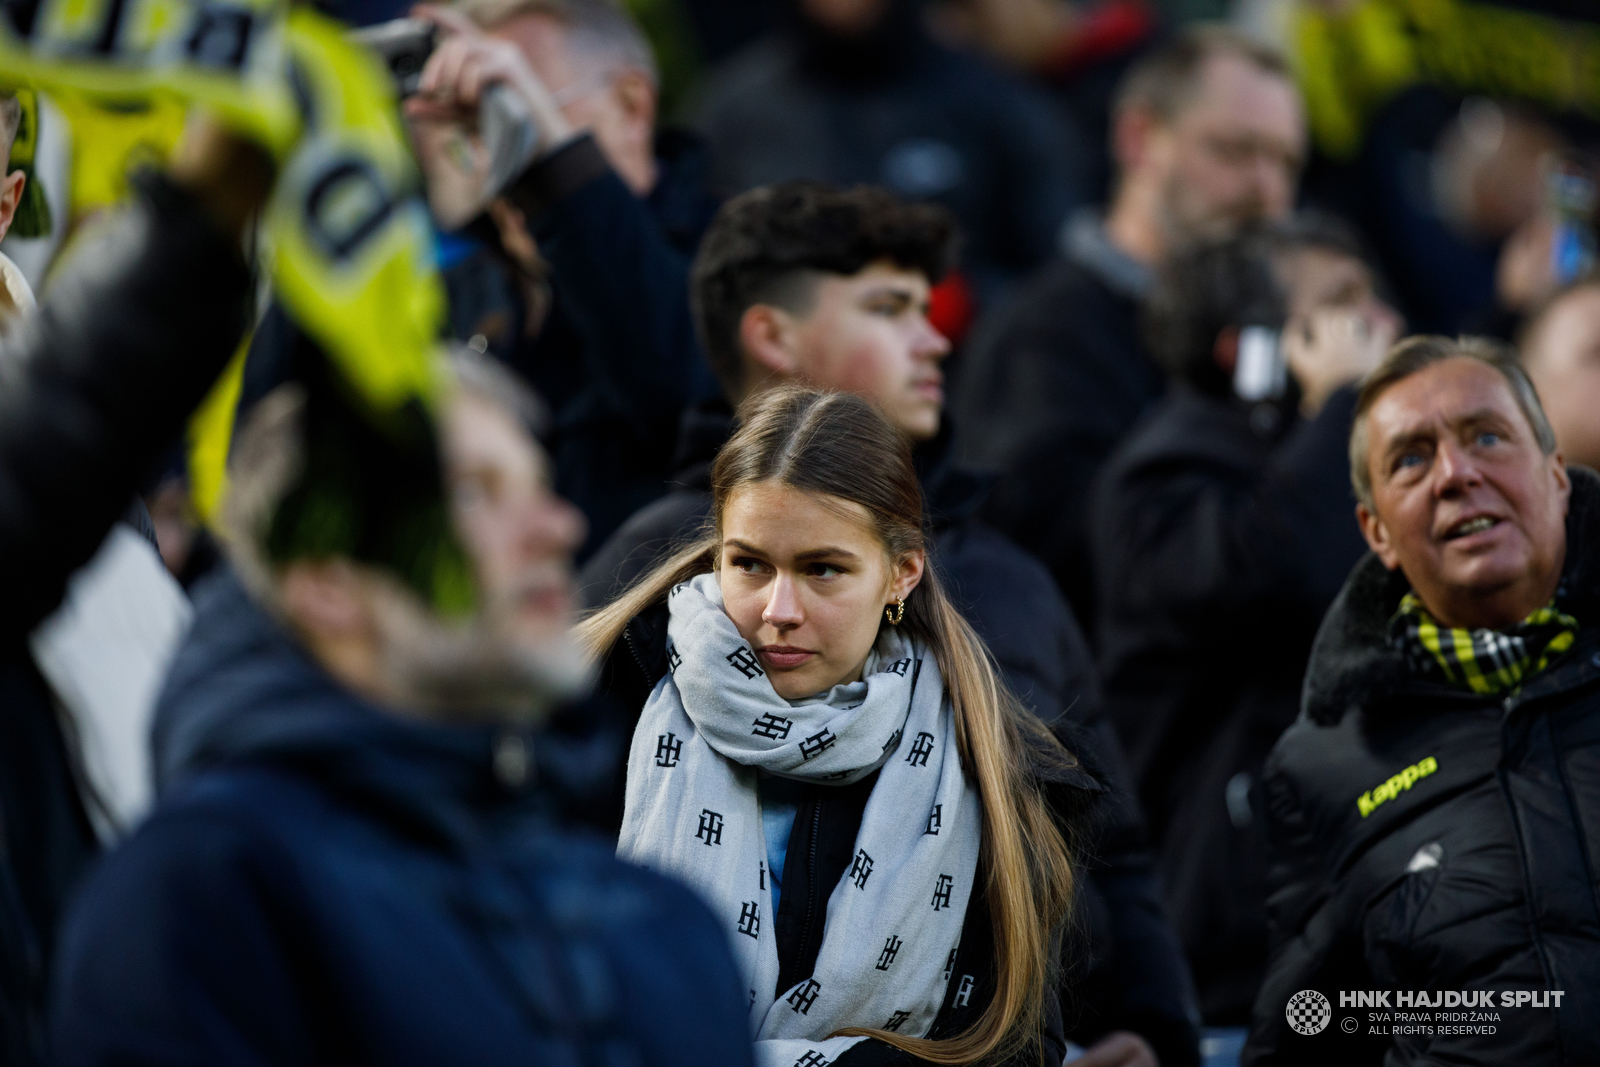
[618,573,981,1067]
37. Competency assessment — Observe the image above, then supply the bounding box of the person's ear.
[888,548,925,605]
[739,304,803,380]
[1213,326,1240,375]
[1356,502,1401,570]
[1112,106,1160,176]
[0,170,26,243]
[609,69,657,131]
[1551,449,1571,516]
[278,559,372,642]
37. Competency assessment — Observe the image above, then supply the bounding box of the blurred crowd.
[1,0,1600,1065]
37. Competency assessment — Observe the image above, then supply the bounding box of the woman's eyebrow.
[723,539,861,563]
[794,547,860,563]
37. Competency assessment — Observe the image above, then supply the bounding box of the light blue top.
[757,773,804,917]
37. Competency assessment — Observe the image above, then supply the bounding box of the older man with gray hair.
[408,0,720,557]
[1246,336,1600,1065]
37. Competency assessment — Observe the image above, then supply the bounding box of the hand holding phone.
[1283,307,1394,417]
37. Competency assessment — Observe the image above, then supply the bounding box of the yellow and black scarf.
[0,0,474,612]
[1391,593,1579,695]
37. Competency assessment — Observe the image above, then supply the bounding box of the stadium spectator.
[951,25,1305,624]
[1090,218,1398,1024]
[49,357,756,1067]
[378,0,720,558]
[1247,336,1600,1065]
[583,182,1201,1067]
[581,386,1087,1066]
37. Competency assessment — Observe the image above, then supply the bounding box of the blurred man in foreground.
[49,358,755,1066]
[1247,337,1600,1065]
[953,25,1305,623]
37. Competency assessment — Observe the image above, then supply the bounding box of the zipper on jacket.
[622,621,652,683]
[796,798,825,974]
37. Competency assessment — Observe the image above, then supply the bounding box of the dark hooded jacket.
[49,569,756,1067]
[579,404,1202,1066]
[1089,384,1368,1023]
[0,172,251,1067]
[1243,466,1600,1066]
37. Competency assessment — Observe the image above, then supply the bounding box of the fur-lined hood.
[1301,466,1600,726]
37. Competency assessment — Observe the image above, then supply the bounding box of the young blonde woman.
[582,387,1091,1066]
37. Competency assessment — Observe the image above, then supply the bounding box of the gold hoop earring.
[885,597,905,626]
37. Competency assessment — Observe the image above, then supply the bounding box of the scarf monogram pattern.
[1391,593,1579,695]
[618,574,980,1067]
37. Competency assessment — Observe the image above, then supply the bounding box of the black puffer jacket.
[581,405,1201,1065]
[1089,384,1368,1024]
[0,172,252,1066]
[1244,467,1600,1066]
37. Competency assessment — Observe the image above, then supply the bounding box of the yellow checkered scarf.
[1391,593,1579,695]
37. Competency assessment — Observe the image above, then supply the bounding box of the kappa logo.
[1286,989,1332,1035]
[1357,756,1438,818]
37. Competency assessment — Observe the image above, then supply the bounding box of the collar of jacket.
[1060,207,1153,303]
[151,566,568,852]
[1303,465,1600,725]
[667,399,993,531]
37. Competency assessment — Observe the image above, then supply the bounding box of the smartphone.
[352,18,543,229]
[351,18,438,98]
[1546,156,1596,287]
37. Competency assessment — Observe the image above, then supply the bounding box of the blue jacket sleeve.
[509,135,716,425]
[50,808,313,1067]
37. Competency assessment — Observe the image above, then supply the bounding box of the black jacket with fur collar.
[1243,467,1600,1066]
